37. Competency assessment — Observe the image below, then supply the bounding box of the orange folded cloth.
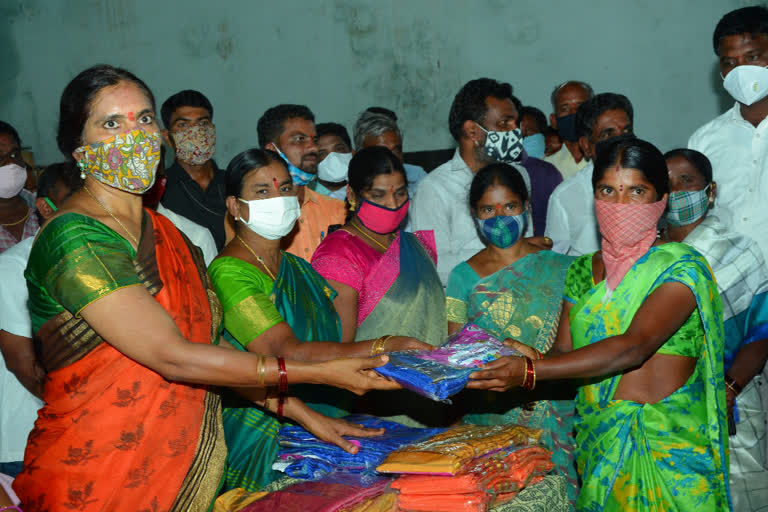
[397,491,490,512]
[377,424,541,475]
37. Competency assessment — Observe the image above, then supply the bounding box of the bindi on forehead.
[127,112,135,122]
[273,177,279,190]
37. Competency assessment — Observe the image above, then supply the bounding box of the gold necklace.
[236,234,277,280]
[350,219,392,251]
[0,207,30,227]
[83,185,139,246]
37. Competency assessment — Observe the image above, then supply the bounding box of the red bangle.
[521,357,535,390]
[277,357,287,419]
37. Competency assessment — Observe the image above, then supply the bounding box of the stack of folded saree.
[274,415,445,478]
[376,424,541,475]
[238,473,393,512]
[376,424,550,512]
[374,323,523,401]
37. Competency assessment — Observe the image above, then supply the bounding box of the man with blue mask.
[411,78,559,284]
[257,104,346,261]
[544,81,594,179]
[689,5,768,264]
[519,106,548,159]
[545,93,635,256]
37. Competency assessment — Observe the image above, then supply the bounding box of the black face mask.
[555,113,579,142]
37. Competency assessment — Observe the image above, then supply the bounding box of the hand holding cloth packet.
[374,324,523,401]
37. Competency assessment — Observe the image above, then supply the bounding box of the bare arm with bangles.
[467,281,698,392]
[80,285,401,395]
[244,321,432,362]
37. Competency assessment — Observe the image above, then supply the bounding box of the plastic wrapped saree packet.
[374,323,524,401]
[240,473,389,512]
[376,424,541,476]
[275,415,445,478]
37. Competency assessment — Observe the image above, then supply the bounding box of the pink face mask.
[357,198,410,234]
[594,197,667,292]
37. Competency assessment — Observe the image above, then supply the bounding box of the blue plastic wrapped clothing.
[374,324,523,401]
[274,415,444,479]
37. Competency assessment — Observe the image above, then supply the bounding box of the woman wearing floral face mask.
[444,162,579,505]
[467,138,730,511]
[207,148,429,492]
[0,121,38,253]
[13,65,400,512]
[312,146,449,426]
[663,148,768,510]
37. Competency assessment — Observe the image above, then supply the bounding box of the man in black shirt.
[160,90,227,249]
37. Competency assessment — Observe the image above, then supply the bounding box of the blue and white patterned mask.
[477,212,527,248]
[273,145,317,186]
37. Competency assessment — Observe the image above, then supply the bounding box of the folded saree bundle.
[240,473,390,512]
[376,424,541,475]
[374,323,524,401]
[274,415,445,478]
[391,446,554,512]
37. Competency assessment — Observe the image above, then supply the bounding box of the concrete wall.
[0,0,747,166]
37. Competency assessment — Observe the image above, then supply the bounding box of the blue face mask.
[522,133,546,159]
[273,145,317,186]
[476,211,527,248]
[555,113,579,142]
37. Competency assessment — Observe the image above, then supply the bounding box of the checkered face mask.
[665,185,710,227]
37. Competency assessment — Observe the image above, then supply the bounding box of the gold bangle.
[371,335,393,356]
[531,359,537,390]
[257,355,266,386]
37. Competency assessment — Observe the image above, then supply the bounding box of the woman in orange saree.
[12,65,398,512]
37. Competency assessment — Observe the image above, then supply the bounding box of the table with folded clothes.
[215,419,569,512]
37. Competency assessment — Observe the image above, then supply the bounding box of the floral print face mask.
[76,129,161,194]
[172,123,216,165]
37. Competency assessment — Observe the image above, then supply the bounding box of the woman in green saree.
[208,148,429,492]
[467,138,731,511]
[445,162,578,504]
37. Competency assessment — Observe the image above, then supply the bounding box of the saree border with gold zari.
[208,253,347,493]
[567,242,731,511]
[14,210,226,512]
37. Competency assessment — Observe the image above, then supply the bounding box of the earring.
[348,198,357,212]
[77,160,86,180]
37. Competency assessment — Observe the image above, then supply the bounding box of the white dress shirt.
[410,149,531,285]
[0,235,43,463]
[544,144,588,180]
[545,161,600,256]
[156,204,218,265]
[689,103,768,261]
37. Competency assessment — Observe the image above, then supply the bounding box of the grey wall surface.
[0,0,748,166]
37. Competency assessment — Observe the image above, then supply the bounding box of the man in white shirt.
[544,81,594,179]
[0,163,79,477]
[546,93,635,255]
[411,78,537,284]
[688,6,768,261]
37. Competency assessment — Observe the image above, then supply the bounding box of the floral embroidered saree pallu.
[14,210,226,512]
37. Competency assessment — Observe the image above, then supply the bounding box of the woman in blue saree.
[445,163,578,504]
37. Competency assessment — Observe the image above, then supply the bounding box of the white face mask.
[238,195,301,240]
[0,163,27,199]
[317,152,352,183]
[723,65,768,106]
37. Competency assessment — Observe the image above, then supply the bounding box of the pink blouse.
[311,230,436,326]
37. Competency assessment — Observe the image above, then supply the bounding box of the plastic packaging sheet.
[376,424,542,476]
[240,473,389,512]
[275,415,445,478]
[374,324,523,401]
